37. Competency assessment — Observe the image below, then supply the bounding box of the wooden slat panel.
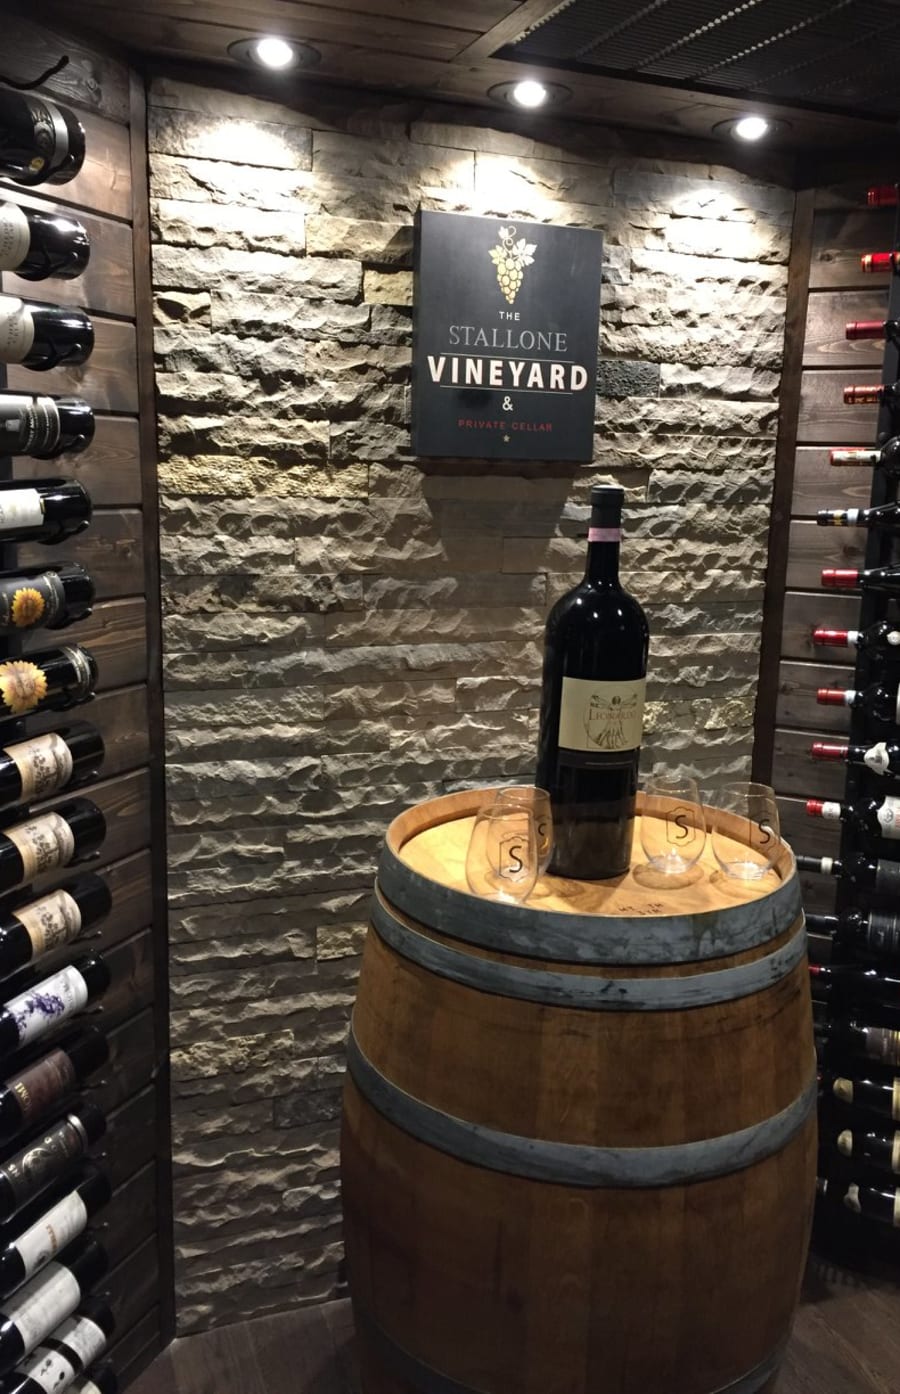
[792,446,874,516]
[3,109,131,223]
[108,1307,162,1387]
[0,195,134,318]
[19,509,145,600]
[802,289,890,368]
[101,928,154,1032]
[797,369,882,444]
[102,1084,157,1188]
[12,417,142,508]
[776,659,855,732]
[798,873,836,916]
[104,1234,159,1335]
[94,1009,156,1114]
[778,794,841,859]
[34,769,152,889]
[22,598,149,690]
[780,590,863,662]
[0,13,130,123]
[785,517,868,589]
[809,209,898,289]
[103,1161,156,1269]
[7,318,138,414]
[773,727,849,798]
[25,685,151,775]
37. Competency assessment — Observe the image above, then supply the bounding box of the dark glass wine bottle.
[816,503,900,528]
[0,205,89,283]
[798,851,900,897]
[535,486,649,879]
[817,681,898,730]
[0,726,103,812]
[0,1237,106,1374]
[0,800,105,897]
[811,738,900,777]
[843,381,900,406]
[0,396,94,459]
[806,795,900,841]
[836,1126,900,1175]
[807,906,900,960]
[0,567,94,636]
[812,622,900,656]
[822,565,900,592]
[0,483,91,544]
[809,963,900,1002]
[819,1018,900,1066]
[0,1104,105,1226]
[0,1031,107,1147]
[830,438,900,471]
[0,300,93,372]
[1,1301,113,1394]
[0,648,96,722]
[0,94,85,189]
[839,1179,900,1226]
[0,877,109,983]
[0,955,109,1058]
[0,1169,109,1299]
[845,319,900,343]
[829,1070,900,1121]
[861,251,900,273]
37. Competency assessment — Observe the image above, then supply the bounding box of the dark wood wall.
[0,12,172,1383]
[755,183,895,936]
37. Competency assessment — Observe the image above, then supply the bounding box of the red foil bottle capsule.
[868,186,899,208]
[846,320,900,342]
[817,686,856,706]
[811,741,849,761]
[861,251,900,273]
[821,568,861,588]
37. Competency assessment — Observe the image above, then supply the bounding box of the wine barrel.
[341,790,816,1394]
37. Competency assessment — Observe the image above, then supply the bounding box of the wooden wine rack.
[0,12,172,1384]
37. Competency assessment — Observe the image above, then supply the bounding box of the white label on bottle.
[843,1183,861,1214]
[877,796,900,838]
[4,812,76,881]
[0,1262,80,1353]
[846,632,861,648]
[893,1133,900,1175]
[558,676,646,754]
[894,1191,900,1228]
[13,888,83,956]
[587,526,621,542]
[820,857,835,874]
[7,964,89,1047]
[893,1080,900,1122]
[0,296,34,364]
[820,801,842,821]
[843,690,857,707]
[5,732,74,803]
[864,742,891,775]
[18,1345,77,1393]
[889,631,900,647]
[0,487,44,529]
[844,509,861,525]
[13,1190,88,1280]
[50,1311,107,1368]
[0,203,30,272]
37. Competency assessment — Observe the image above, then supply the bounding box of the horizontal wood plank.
[0,12,130,123]
[108,1307,162,1387]
[802,288,890,368]
[102,1159,156,1270]
[0,194,135,318]
[22,598,149,689]
[772,727,850,799]
[785,517,868,589]
[101,927,154,1032]
[19,509,145,600]
[94,1009,157,1114]
[797,369,882,444]
[7,318,138,413]
[798,873,836,916]
[809,209,898,289]
[24,684,151,775]
[103,1233,159,1336]
[11,416,142,508]
[32,768,152,889]
[776,659,855,732]
[102,1084,157,1189]
[792,446,875,516]
[780,590,865,662]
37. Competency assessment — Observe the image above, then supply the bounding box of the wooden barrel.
[341,790,816,1394]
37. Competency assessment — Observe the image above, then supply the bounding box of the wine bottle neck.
[584,512,622,584]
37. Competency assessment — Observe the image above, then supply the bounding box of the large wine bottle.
[0,1104,105,1225]
[0,727,103,811]
[806,906,900,960]
[0,396,94,459]
[535,486,649,879]
[0,567,94,635]
[0,1029,108,1146]
[829,1071,900,1121]
[839,1180,900,1226]
[816,680,899,730]
[0,648,96,721]
[0,206,89,282]
[812,622,900,656]
[0,1170,110,1298]
[0,955,110,1058]
[1,1302,113,1394]
[798,851,900,897]
[822,566,900,592]
[816,503,900,528]
[0,1237,106,1373]
[830,439,900,471]
[811,738,900,777]
[806,795,900,840]
[0,877,110,982]
[836,1126,900,1176]
[0,800,105,896]
[818,1018,900,1066]
[0,94,85,189]
[0,300,93,372]
[0,482,91,544]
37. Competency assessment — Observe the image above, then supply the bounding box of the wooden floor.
[130,1260,900,1394]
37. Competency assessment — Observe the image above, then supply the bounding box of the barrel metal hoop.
[355,1300,786,1394]
[377,843,802,966]
[347,1028,817,1188]
[370,891,808,1012]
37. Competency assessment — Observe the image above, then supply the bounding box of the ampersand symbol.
[502,396,514,412]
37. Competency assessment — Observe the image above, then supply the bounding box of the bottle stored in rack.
[836,1126,900,1176]
[0,1237,107,1374]
[798,851,900,895]
[0,567,94,636]
[0,955,110,1058]
[807,906,900,959]
[0,727,103,813]
[0,300,93,373]
[817,680,899,730]
[822,566,900,593]
[0,1301,114,1394]
[843,381,900,406]
[0,648,96,722]
[812,623,900,657]
[0,93,85,189]
[0,1030,108,1147]
[0,205,89,283]
[0,800,105,899]
[0,1104,105,1226]
[806,795,900,841]
[817,503,900,529]
[0,483,91,546]
[861,251,900,273]
[828,1070,900,1121]
[811,738,900,777]
[830,439,900,470]
[0,878,111,982]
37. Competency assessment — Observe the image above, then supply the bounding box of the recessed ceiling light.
[712,114,789,143]
[227,36,321,72]
[488,79,572,111]
[733,114,770,142]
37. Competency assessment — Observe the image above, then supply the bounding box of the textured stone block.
[598,359,661,399]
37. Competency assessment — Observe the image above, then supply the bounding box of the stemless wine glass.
[465,801,539,903]
[491,786,554,874]
[709,781,781,881]
[639,774,706,874]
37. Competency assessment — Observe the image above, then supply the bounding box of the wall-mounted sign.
[411,210,602,461]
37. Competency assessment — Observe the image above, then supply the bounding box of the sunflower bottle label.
[0,659,48,716]
[0,573,65,631]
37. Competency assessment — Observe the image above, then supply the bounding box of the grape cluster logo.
[488,225,537,305]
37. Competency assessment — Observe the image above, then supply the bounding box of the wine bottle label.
[8,1050,76,1123]
[0,203,30,271]
[0,1261,80,1351]
[0,487,45,530]
[866,909,900,957]
[893,1133,900,1174]
[6,964,90,1048]
[587,527,621,542]
[557,676,646,755]
[0,297,34,364]
[0,1115,86,1208]
[866,1027,900,1065]
[894,1191,900,1227]
[13,888,83,957]
[843,1183,861,1214]
[876,796,900,838]
[4,812,76,881]
[5,732,74,802]
[819,801,842,821]
[0,573,66,631]
[893,1079,900,1123]
[50,1311,106,1367]
[0,659,49,716]
[17,1344,77,1393]
[20,1310,107,1390]
[13,1189,89,1280]
[59,648,93,697]
[864,742,892,775]
[820,856,835,874]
